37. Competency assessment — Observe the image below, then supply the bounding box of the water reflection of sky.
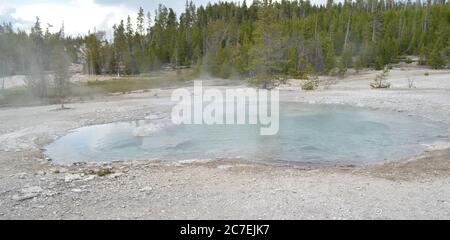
[45,103,450,166]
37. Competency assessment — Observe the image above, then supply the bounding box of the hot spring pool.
[45,103,449,165]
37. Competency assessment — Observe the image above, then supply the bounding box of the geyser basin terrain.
[45,103,448,165]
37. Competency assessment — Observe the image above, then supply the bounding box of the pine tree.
[27,17,49,98]
[113,21,127,76]
[323,37,336,74]
[429,41,446,69]
[371,65,391,89]
[249,0,287,88]
[85,32,103,75]
[51,24,71,109]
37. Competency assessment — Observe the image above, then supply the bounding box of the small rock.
[71,188,84,193]
[83,175,96,181]
[217,165,233,171]
[139,187,153,192]
[44,191,58,197]
[83,169,96,175]
[97,168,113,177]
[12,193,38,201]
[64,173,82,182]
[20,186,43,194]
[107,172,124,179]
[16,172,27,179]
[57,168,68,173]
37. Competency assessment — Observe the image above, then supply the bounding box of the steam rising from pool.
[45,103,449,165]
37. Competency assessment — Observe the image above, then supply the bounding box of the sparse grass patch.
[0,69,198,107]
[0,87,43,107]
[86,69,196,93]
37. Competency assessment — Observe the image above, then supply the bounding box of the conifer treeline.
[1,0,449,80]
[0,20,80,79]
[87,0,450,78]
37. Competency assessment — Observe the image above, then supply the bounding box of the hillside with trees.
[1,0,449,84]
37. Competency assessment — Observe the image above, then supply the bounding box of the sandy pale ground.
[0,66,449,219]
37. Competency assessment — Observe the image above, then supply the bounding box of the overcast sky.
[0,0,331,36]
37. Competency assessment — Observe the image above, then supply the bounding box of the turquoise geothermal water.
[45,103,448,165]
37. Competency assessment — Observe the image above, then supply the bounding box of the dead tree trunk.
[1,64,4,90]
[423,0,430,33]
[344,9,352,49]
[372,0,377,42]
[398,17,404,44]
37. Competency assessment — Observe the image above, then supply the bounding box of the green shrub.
[428,49,446,69]
[371,66,391,89]
[302,75,319,91]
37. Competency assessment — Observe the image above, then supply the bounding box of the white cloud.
[10,0,136,36]
[3,0,339,36]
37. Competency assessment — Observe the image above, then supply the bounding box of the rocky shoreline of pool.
[0,66,449,219]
